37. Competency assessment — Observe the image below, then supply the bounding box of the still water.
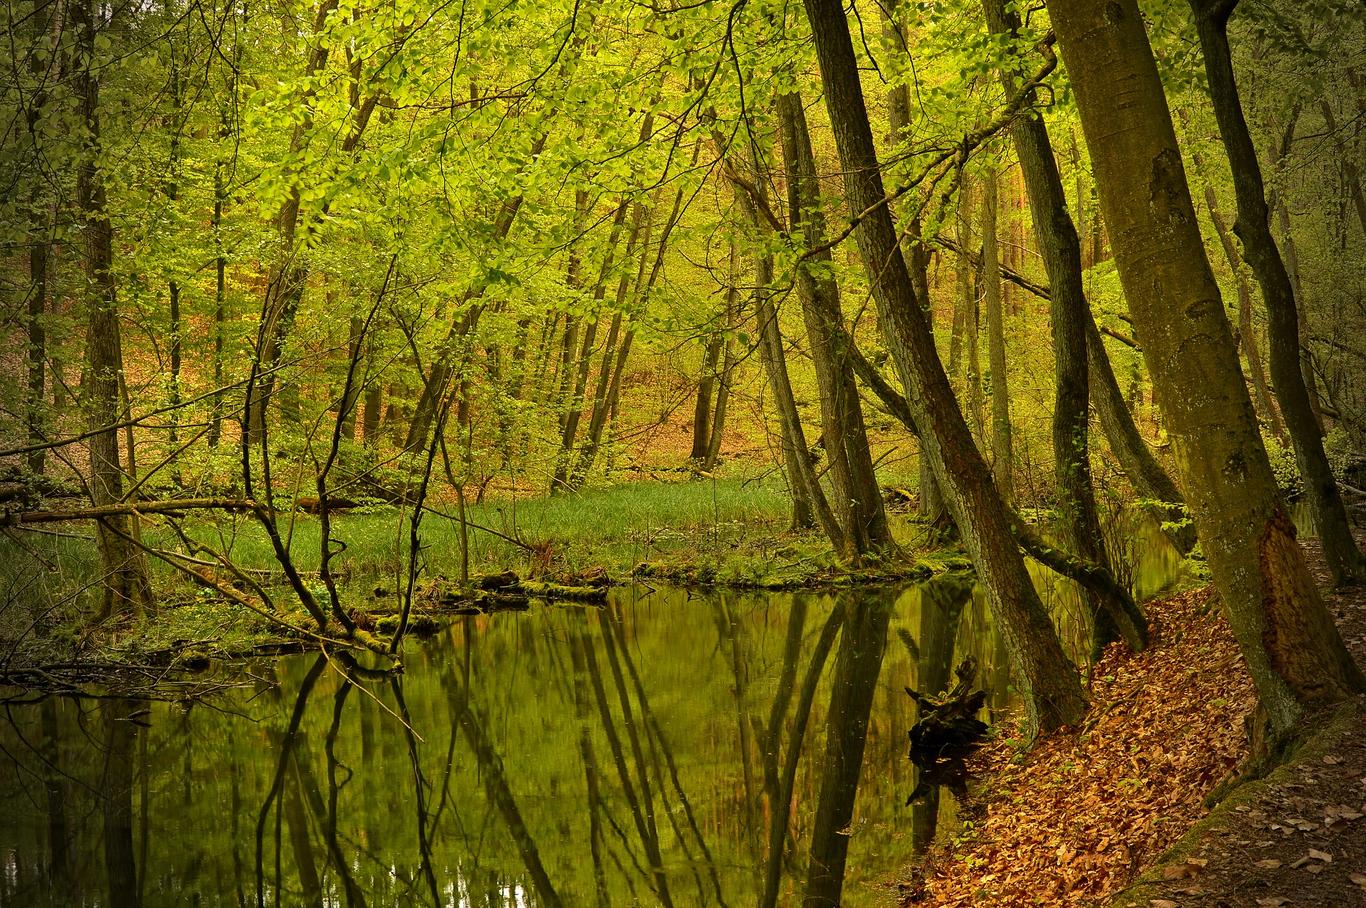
[0,520,1185,907]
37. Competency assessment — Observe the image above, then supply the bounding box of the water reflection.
[1,543,1181,906]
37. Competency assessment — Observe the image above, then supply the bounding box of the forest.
[0,0,1364,904]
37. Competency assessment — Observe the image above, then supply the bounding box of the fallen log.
[2,498,260,526]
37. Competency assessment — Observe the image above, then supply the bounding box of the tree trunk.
[23,0,55,475]
[882,0,947,527]
[244,0,341,446]
[26,225,47,475]
[164,0,183,455]
[552,199,633,493]
[777,90,892,558]
[74,0,152,618]
[1272,199,1326,431]
[339,313,364,440]
[1317,99,1366,237]
[1191,0,1365,585]
[208,150,226,448]
[691,331,723,463]
[802,0,1088,735]
[692,236,730,465]
[1050,0,1362,742]
[982,0,1147,656]
[949,182,973,384]
[1203,183,1286,441]
[704,322,735,473]
[572,203,654,488]
[361,371,382,447]
[403,134,548,452]
[711,126,841,541]
[981,168,1014,501]
[754,262,835,539]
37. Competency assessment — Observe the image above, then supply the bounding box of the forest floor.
[893,534,1366,908]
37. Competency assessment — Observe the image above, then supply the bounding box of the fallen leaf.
[1308,848,1332,863]
[1253,859,1282,869]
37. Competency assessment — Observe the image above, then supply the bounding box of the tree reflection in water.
[0,581,1027,907]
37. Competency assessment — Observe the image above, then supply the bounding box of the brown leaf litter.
[895,585,1256,906]
[893,533,1366,907]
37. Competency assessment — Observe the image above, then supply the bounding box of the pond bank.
[894,585,1255,906]
[0,475,965,691]
[895,535,1366,908]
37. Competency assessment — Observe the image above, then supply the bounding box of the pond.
[0,518,1186,907]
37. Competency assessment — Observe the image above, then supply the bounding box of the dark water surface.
[0,520,1185,907]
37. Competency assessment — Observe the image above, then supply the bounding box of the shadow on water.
[0,520,1186,906]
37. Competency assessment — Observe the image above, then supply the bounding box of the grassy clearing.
[0,471,953,669]
[164,471,805,580]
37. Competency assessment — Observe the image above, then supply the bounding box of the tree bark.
[74,0,152,617]
[777,90,892,558]
[1190,0,1365,585]
[802,0,1088,735]
[1203,183,1286,441]
[245,0,341,445]
[552,197,633,493]
[23,0,56,475]
[691,331,723,463]
[208,148,226,448]
[164,0,183,455]
[881,0,948,526]
[1050,0,1362,741]
[981,168,1014,501]
[940,225,1195,553]
[982,0,1147,656]
[711,125,841,541]
[572,202,655,489]
[26,226,47,475]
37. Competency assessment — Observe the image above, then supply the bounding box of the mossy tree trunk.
[982,0,1146,656]
[74,0,152,618]
[801,0,1089,735]
[1190,0,1366,585]
[777,91,892,559]
[1049,0,1363,741]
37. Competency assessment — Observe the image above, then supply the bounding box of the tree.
[981,0,1147,656]
[980,165,1014,501]
[73,0,152,617]
[800,0,1088,735]
[1047,0,1362,742]
[776,89,892,559]
[1189,0,1366,585]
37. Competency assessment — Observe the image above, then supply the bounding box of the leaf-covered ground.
[1111,536,1366,908]
[895,585,1255,906]
[893,535,1366,907]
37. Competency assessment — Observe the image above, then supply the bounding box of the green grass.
[1,471,955,667]
[155,472,804,583]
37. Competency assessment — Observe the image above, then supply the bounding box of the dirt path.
[1112,536,1366,908]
